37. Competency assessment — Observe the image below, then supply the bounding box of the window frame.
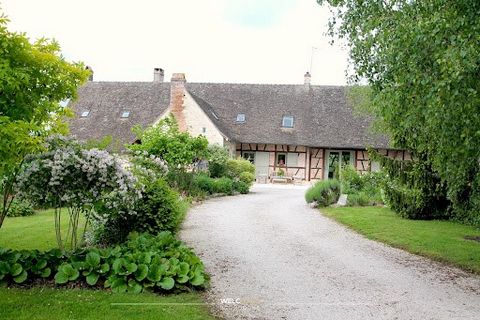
[282,116,294,128]
[276,153,287,166]
[242,151,255,164]
[236,113,246,123]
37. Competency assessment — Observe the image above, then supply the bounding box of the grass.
[0,210,215,320]
[0,209,82,250]
[322,206,480,273]
[0,288,213,320]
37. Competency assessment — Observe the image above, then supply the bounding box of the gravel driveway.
[180,184,480,320]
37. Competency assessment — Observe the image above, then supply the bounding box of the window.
[325,150,354,179]
[80,111,90,117]
[276,153,287,166]
[282,116,294,128]
[236,113,246,123]
[121,111,130,118]
[242,152,255,164]
[202,127,206,134]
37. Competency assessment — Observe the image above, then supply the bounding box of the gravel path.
[180,184,480,320]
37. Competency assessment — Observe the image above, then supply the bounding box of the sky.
[1,0,349,85]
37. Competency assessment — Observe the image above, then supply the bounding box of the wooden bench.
[270,176,293,184]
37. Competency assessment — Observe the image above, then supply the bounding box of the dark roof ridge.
[187,82,347,88]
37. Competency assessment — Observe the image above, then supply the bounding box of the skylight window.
[236,113,246,123]
[121,111,130,118]
[282,116,294,128]
[80,111,90,117]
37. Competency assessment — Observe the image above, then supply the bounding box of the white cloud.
[1,0,348,85]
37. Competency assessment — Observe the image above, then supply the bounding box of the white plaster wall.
[182,91,225,145]
[155,91,226,146]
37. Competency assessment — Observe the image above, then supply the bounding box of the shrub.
[192,174,215,195]
[0,232,207,293]
[6,199,35,217]
[239,171,255,185]
[212,177,234,195]
[16,135,140,251]
[93,178,184,246]
[129,116,208,170]
[206,144,229,178]
[226,159,255,179]
[378,155,450,220]
[233,181,250,194]
[305,179,341,207]
[340,165,365,193]
[346,192,372,206]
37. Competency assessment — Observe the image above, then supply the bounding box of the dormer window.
[121,111,130,118]
[80,111,90,118]
[282,116,294,128]
[236,113,246,123]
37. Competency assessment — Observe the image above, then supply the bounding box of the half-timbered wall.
[236,143,308,179]
[309,148,324,180]
[235,143,411,182]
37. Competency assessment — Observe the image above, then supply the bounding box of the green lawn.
[0,288,213,320]
[0,210,215,320]
[322,206,480,273]
[0,209,80,250]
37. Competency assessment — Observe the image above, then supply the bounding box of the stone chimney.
[304,71,311,86]
[85,66,94,81]
[153,68,164,82]
[170,73,187,131]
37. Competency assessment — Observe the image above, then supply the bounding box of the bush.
[192,174,215,194]
[378,156,450,220]
[339,165,384,206]
[346,192,372,206]
[6,199,35,217]
[233,181,250,194]
[212,177,234,195]
[239,172,255,185]
[0,232,207,293]
[206,144,229,178]
[226,159,255,179]
[305,179,341,207]
[340,165,365,193]
[93,178,184,246]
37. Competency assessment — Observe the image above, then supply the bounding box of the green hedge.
[193,174,250,195]
[0,232,207,293]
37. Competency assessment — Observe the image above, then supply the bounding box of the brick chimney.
[153,68,164,82]
[304,71,311,87]
[170,73,187,131]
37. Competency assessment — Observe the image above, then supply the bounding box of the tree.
[129,115,209,169]
[0,13,89,228]
[319,0,480,224]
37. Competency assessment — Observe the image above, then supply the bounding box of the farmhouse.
[68,68,410,182]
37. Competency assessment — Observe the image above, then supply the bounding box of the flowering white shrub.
[16,135,141,250]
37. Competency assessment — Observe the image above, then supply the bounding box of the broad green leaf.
[158,277,175,290]
[10,263,23,277]
[86,273,100,286]
[85,251,101,268]
[13,270,28,284]
[135,264,148,281]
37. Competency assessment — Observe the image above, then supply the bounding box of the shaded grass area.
[0,209,82,250]
[0,209,214,320]
[0,287,213,320]
[322,206,480,273]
